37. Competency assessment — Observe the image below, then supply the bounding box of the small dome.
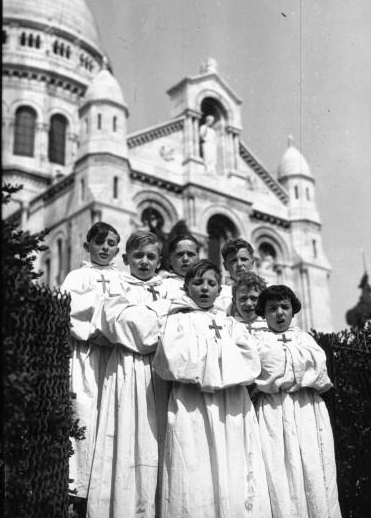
[83,68,125,106]
[3,0,101,50]
[278,135,313,180]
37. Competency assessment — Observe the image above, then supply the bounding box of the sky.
[88,0,371,332]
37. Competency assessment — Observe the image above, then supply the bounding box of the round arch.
[10,99,43,122]
[133,190,179,234]
[251,226,289,263]
[195,88,234,124]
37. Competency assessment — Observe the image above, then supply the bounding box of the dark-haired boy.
[161,233,200,299]
[153,260,272,517]
[61,221,124,499]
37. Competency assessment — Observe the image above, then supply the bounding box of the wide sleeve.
[93,295,160,354]
[153,313,260,392]
[61,270,101,341]
[285,331,333,393]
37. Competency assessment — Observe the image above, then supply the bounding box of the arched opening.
[13,106,37,157]
[48,114,67,165]
[141,207,165,234]
[207,214,237,269]
[258,242,277,272]
[199,97,228,174]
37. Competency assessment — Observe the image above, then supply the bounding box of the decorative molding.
[130,170,183,194]
[2,65,86,97]
[28,172,75,206]
[239,141,289,204]
[251,209,291,229]
[127,119,184,149]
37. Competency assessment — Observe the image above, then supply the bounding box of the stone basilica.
[2,0,333,331]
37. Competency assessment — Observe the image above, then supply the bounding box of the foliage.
[312,323,371,518]
[2,184,82,518]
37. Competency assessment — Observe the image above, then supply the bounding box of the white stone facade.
[2,0,333,331]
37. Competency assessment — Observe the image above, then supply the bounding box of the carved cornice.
[127,119,184,149]
[130,170,183,194]
[239,141,289,204]
[251,209,291,229]
[2,65,86,96]
[29,172,75,207]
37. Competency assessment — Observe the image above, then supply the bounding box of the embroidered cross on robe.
[209,319,222,339]
[97,273,110,293]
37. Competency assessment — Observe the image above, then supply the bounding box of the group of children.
[62,222,342,518]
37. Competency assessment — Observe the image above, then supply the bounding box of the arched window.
[306,187,310,201]
[53,40,59,54]
[20,32,26,46]
[13,106,37,157]
[113,116,117,132]
[44,257,51,285]
[48,114,67,165]
[27,33,34,47]
[56,238,63,285]
[113,176,118,199]
[294,185,299,199]
[35,35,41,48]
[97,113,102,129]
[60,43,64,56]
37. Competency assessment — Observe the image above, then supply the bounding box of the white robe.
[87,275,164,518]
[254,327,342,518]
[235,315,268,334]
[61,261,124,498]
[153,297,272,518]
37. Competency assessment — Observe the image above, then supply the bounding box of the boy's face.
[235,286,260,323]
[186,269,221,309]
[84,230,119,266]
[264,298,293,333]
[125,243,161,280]
[223,248,254,280]
[170,239,199,278]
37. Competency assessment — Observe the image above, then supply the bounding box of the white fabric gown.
[61,261,124,498]
[254,326,342,518]
[153,297,272,518]
[87,276,164,518]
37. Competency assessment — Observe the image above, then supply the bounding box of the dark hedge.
[312,323,371,518]
[2,185,81,518]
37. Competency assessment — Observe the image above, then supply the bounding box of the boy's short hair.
[255,285,301,317]
[169,233,200,255]
[232,272,267,301]
[221,238,254,261]
[86,221,120,243]
[184,259,221,289]
[125,229,163,254]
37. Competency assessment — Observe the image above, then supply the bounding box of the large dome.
[3,0,101,50]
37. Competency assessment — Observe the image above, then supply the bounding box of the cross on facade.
[209,319,222,339]
[246,322,253,334]
[97,273,110,293]
[147,285,160,301]
[278,333,292,344]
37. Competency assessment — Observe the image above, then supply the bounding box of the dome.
[3,0,101,50]
[83,68,126,106]
[278,135,313,180]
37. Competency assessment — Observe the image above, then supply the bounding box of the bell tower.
[166,58,243,177]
